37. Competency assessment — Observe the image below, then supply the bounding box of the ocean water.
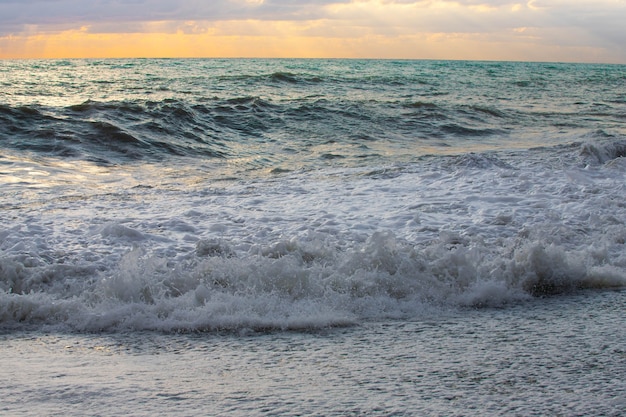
[1,59,625,415]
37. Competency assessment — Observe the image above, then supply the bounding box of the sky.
[0,0,625,63]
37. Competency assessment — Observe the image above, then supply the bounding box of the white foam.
[1,140,625,331]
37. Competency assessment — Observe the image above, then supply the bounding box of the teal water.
[1,58,625,415]
[1,59,624,174]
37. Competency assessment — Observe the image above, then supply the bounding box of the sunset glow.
[1,0,625,63]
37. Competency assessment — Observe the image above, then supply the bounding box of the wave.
[3,89,624,171]
[1,235,624,333]
[0,98,294,165]
[0,98,506,168]
[0,101,235,164]
[3,59,626,335]
[1,136,626,332]
[2,207,625,333]
[216,71,324,85]
[579,136,626,164]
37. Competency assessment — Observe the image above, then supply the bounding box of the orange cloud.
[0,24,337,59]
[0,22,621,63]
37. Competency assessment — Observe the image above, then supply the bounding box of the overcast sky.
[1,0,625,62]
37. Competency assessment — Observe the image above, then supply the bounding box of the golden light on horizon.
[0,25,351,60]
[0,0,624,63]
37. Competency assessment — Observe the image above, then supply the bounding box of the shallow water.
[2,289,624,416]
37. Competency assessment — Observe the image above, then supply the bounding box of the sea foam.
[2,143,625,332]
[1,59,625,332]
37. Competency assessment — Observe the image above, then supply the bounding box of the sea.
[1,58,625,416]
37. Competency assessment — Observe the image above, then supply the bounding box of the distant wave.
[2,57,625,169]
[0,96,511,166]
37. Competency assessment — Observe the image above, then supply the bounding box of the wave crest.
[2,228,624,332]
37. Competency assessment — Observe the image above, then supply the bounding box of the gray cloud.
[1,1,240,27]
[1,1,623,32]
[0,0,340,30]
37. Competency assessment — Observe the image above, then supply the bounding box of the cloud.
[2,1,624,35]
[0,0,340,31]
[0,0,624,62]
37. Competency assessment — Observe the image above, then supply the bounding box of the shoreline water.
[2,289,624,416]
